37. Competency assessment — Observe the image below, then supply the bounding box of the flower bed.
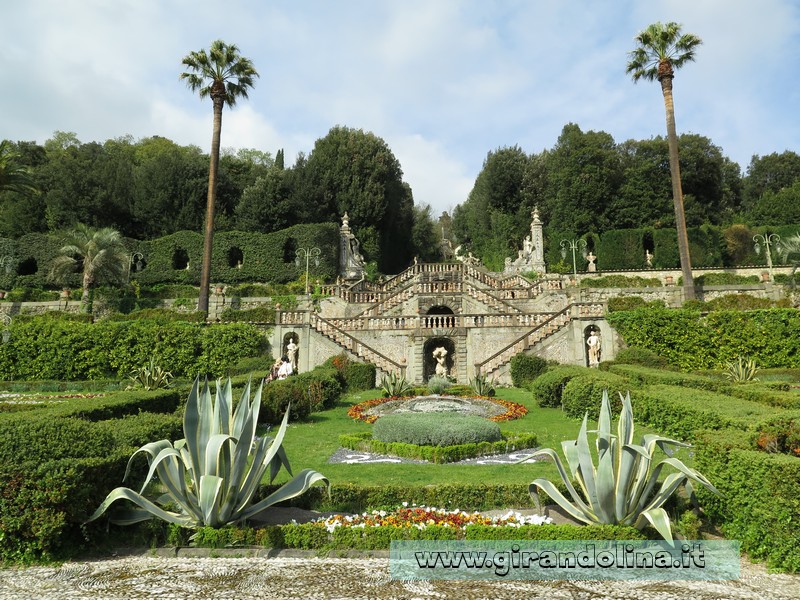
[312,504,552,533]
[348,395,527,424]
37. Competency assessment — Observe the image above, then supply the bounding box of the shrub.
[379,372,413,397]
[694,273,760,286]
[426,375,451,395]
[561,371,630,419]
[695,429,800,572]
[341,362,376,392]
[219,305,276,323]
[580,275,662,288]
[529,365,590,408]
[613,347,671,369]
[509,353,548,388]
[607,296,645,312]
[372,413,502,447]
[260,366,343,423]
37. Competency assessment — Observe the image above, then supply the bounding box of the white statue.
[286,336,298,370]
[586,252,597,273]
[432,346,448,377]
[586,330,601,368]
[646,249,653,267]
[523,235,533,255]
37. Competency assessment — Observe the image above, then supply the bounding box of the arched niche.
[227,247,244,269]
[172,248,189,270]
[16,257,37,276]
[423,336,456,382]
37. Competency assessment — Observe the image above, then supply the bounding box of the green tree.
[299,126,414,272]
[627,21,702,300]
[50,223,129,313]
[180,40,259,314]
[0,140,38,195]
[742,151,800,214]
[410,204,441,262]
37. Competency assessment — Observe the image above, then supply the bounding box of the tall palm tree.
[180,40,259,315]
[627,22,702,301]
[50,224,129,313]
[0,140,38,195]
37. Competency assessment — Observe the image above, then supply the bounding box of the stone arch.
[423,336,456,382]
[423,305,456,329]
[227,246,244,269]
[282,237,297,263]
[172,247,189,270]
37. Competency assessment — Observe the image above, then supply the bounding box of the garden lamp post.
[1,313,11,344]
[560,239,588,279]
[295,247,321,295]
[753,233,781,282]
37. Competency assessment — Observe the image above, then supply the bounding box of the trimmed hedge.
[373,412,502,446]
[342,362,377,392]
[509,353,548,389]
[632,385,780,441]
[0,318,267,380]
[529,365,591,408]
[611,347,671,369]
[189,522,645,550]
[694,428,800,572]
[259,366,344,424]
[561,371,632,419]
[339,431,538,464]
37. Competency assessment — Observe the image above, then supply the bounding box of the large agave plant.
[725,356,759,383]
[524,390,717,541]
[380,372,413,397]
[87,377,328,528]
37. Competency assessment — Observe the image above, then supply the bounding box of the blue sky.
[2,0,799,217]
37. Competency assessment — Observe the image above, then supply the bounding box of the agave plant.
[725,356,759,383]
[127,358,173,390]
[86,377,328,528]
[380,372,413,397]
[469,373,496,397]
[523,390,717,542]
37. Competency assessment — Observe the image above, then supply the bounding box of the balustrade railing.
[311,315,405,375]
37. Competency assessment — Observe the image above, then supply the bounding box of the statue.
[339,212,366,280]
[646,249,653,267]
[523,235,533,255]
[286,336,298,371]
[586,329,601,368]
[586,252,597,273]
[432,346,448,377]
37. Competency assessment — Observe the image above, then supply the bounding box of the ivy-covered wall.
[607,306,800,370]
[0,223,340,290]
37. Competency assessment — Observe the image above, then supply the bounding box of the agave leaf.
[204,433,235,479]
[616,444,640,522]
[269,444,292,483]
[86,486,193,526]
[618,392,634,447]
[239,469,329,521]
[122,439,173,482]
[523,447,594,516]
[198,475,224,527]
[183,378,204,478]
[596,390,613,457]
[594,440,616,523]
[528,479,598,525]
[216,378,233,435]
[637,507,674,546]
[575,413,599,507]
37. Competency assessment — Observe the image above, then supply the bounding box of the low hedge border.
[694,428,800,572]
[338,431,539,464]
[187,522,645,551]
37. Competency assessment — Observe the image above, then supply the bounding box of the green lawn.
[273,386,677,488]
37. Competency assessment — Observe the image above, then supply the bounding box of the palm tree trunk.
[660,74,695,301]
[81,270,92,314]
[198,95,224,315]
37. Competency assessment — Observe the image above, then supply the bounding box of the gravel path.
[1,553,798,600]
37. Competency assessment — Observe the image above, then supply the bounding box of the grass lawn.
[274,386,677,489]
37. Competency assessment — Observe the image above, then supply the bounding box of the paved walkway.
[0,553,798,599]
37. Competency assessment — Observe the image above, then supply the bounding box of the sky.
[2,0,799,218]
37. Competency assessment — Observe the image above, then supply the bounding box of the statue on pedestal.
[432,346,449,377]
[339,212,366,280]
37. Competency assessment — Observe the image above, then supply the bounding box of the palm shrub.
[469,373,496,397]
[86,377,328,528]
[523,390,718,541]
[725,356,759,383]
[127,358,173,390]
[380,372,413,397]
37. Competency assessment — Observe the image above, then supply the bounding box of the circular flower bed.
[313,504,551,533]
[348,395,527,424]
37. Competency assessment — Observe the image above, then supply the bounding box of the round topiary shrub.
[372,412,502,446]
